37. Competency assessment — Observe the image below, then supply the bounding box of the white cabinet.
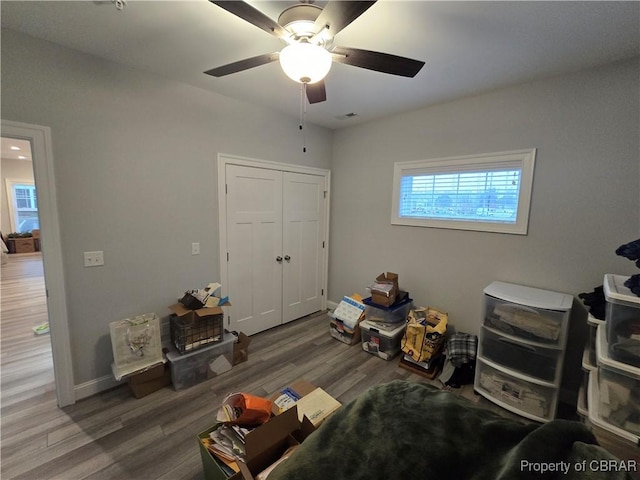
[474,281,573,422]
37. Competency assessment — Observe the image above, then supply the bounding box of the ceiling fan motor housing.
[278,4,323,41]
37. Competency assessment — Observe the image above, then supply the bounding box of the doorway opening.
[1,120,74,407]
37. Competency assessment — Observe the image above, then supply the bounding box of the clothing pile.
[439,333,478,388]
[616,238,640,296]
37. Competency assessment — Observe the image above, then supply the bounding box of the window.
[391,149,535,234]
[5,180,40,233]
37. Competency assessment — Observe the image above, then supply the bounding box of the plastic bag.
[401,307,448,362]
[217,392,273,426]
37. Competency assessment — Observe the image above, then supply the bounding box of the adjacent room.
[1,1,639,479]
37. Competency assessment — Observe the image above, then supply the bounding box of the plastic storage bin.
[360,320,405,360]
[166,333,234,390]
[363,297,413,330]
[604,274,640,368]
[476,359,555,422]
[479,326,561,382]
[594,324,640,437]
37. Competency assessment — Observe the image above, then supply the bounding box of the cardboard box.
[233,332,251,365]
[329,318,362,345]
[198,405,315,480]
[270,380,341,426]
[128,363,165,383]
[269,379,317,416]
[168,302,229,325]
[371,272,399,307]
[14,237,35,253]
[127,363,171,398]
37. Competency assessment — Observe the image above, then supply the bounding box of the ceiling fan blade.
[306,81,327,104]
[209,1,287,38]
[332,46,425,78]
[204,52,280,77]
[313,1,376,37]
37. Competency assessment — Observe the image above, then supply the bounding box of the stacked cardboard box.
[370,272,399,307]
[329,294,365,345]
[127,363,171,398]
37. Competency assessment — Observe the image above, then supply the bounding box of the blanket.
[270,380,635,480]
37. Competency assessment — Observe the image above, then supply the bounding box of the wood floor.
[1,253,638,480]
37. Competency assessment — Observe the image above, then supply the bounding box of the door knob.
[276,256,283,262]
[284,255,291,261]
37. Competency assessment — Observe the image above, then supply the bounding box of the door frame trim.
[2,119,75,407]
[217,153,330,328]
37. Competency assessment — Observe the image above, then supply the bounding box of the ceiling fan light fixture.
[279,42,332,84]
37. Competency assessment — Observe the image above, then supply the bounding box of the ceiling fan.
[204,0,425,104]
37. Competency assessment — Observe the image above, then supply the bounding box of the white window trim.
[391,149,536,235]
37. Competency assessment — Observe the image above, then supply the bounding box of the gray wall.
[1,29,333,386]
[3,26,639,400]
[329,57,639,399]
[1,158,35,234]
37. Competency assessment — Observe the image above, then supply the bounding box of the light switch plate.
[192,243,200,255]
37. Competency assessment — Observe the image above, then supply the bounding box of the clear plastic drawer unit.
[475,281,573,422]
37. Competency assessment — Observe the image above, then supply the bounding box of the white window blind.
[391,150,536,234]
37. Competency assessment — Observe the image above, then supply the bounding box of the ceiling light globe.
[279,43,332,84]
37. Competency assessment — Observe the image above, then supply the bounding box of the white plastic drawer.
[484,295,566,346]
[475,360,556,422]
[479,327,561,383]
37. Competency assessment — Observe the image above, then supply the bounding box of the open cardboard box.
[198,405,315,480]
[168,300,231,325]
[329,317,362,345]
[371,272,399,307]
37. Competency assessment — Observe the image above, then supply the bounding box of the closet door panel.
[226,165,283,335]
[282,172,325,323]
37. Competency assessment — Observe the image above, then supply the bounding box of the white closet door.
[226,164,283,335]
[282,172,325,323]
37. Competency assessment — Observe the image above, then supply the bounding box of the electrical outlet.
[192,243,200,255]
[84,251,104,267]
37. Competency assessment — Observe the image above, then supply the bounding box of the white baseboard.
[327,300,338,311]
[74,374,123,401]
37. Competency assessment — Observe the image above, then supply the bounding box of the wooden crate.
[14,237,35,253]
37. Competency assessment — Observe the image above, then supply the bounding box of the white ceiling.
[1,1,638,130]
[1,137,32,162]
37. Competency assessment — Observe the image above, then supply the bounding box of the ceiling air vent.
[335,112,359,120]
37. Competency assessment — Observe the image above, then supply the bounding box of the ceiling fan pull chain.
[300,83,307,153]
[299,83,304,131]
[303,83,308,153]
